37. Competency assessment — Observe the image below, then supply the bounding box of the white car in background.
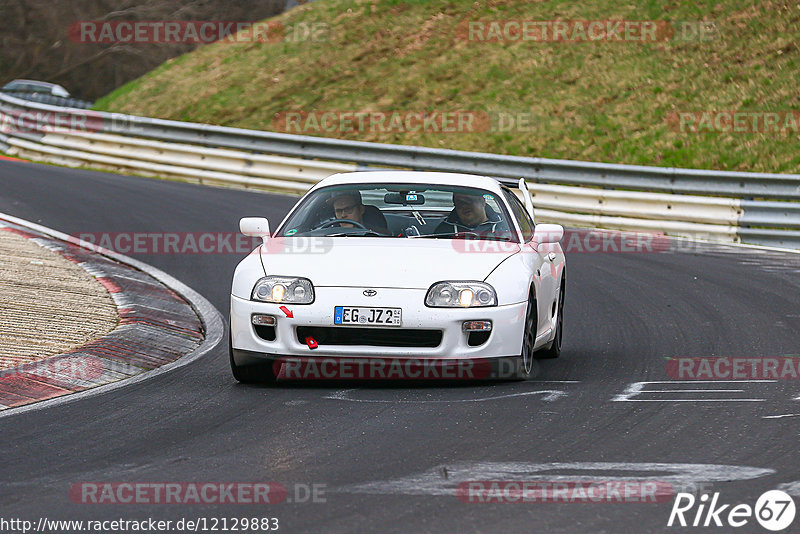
[1,79,71,98]
[229,171,566,382]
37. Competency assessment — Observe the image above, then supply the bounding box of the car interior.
[282,185,515,239]
[308,204,508,237]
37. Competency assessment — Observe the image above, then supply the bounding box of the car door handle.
[547,252,557,262]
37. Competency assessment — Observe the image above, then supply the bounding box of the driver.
[330,191,366,227]
[327,190,389,233]
[435,191,509,235]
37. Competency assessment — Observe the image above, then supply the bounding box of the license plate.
[334,306,401,326]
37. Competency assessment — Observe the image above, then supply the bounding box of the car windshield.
[277,183,517,241]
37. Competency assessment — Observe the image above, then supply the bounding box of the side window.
[503,190,535,242]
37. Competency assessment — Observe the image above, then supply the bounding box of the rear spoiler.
[492,176,524,188]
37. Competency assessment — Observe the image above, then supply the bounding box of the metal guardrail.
[1,92,799,249]
[9,130,356,194]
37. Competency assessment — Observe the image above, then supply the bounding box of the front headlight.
[425,281,497,308]
[251,276,314,304]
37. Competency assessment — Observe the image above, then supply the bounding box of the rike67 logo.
[668,490,796,531]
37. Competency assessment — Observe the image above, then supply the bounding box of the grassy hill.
[94,0,800,173]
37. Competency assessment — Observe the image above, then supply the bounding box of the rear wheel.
[229,330,277,384]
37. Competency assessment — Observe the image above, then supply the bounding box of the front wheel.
[513,292,538,380]
[229,330,277,384]
[536,280,564,360]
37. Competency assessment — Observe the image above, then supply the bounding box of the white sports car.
[229,171,565,382]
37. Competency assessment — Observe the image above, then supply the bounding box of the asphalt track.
[1,159,799,533]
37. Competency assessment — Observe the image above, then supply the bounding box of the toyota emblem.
[363,289,377,297]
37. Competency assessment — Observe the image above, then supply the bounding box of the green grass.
[95,0,800,173]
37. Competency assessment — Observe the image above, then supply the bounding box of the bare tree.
[0,0,288,100]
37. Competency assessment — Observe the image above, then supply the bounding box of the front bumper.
[230,286,527,362]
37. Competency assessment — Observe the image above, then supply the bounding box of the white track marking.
[325,389,358,401]
[777,481,800,496]
[335,462,775,497]
[325,388,568,403]
[762,414,800,419]
[614,399,766,403]
[658,389,746,393]
[612,381,776,402]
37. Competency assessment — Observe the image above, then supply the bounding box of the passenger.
[435,191,510,235]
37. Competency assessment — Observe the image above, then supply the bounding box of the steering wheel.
[454,231,481,239]
[313,218,369,230]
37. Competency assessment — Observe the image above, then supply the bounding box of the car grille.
[296,326,442,348]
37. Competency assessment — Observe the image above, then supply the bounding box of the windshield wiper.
[327,230,391,237]
[410,232,514,242]
[409,231,474,239]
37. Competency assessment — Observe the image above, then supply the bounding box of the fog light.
[252,314,276,326]
[462,320,492,332]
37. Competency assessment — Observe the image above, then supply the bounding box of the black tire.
[536,277,564,360]
[229,330,277,384]
[513,292,538,380]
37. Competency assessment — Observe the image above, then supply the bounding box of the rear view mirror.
[384,192,425,205]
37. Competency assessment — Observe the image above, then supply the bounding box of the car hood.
[258,237,520,289]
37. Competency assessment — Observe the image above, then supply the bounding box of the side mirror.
[534,224,564,245]
[240,217,270,244]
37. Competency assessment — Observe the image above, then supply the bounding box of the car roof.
[7,79,57,86]
[5,79,52,87]
[312,171,506,193]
